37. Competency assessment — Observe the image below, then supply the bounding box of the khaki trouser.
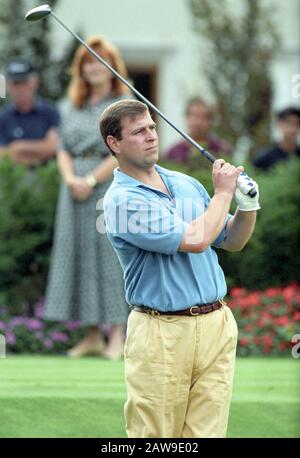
[124,305,238,438]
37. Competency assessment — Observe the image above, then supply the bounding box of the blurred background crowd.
[0,0,299,358]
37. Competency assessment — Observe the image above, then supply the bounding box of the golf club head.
[25,4,52,21]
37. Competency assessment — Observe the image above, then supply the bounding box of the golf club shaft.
[51,12,215,163]
[30,8,256,197]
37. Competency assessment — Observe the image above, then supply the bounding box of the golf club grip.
[248,188,258,198]
[238,172,258,198]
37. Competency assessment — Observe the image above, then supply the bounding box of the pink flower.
[262,334,273,353]
[282,284,299,304]
[279,341,290,351]
[257,312,272,328]
[239,337,249,346]
[6,331,16,346]
[245,292,261,306]
[26,319,43,331]
[230,287,246,298]
[43,339,53,349]
[293,311,300,321]
[263,335,273,345]
[8,317,27,328]
[274,316,290,326]
[270,302,281,310]
[239,297,253,308]
[253,336,261,345]
[65,321,81,331]
[262,312,272,319]
[34,301,45,319]
[49,332,69,343]
[265,288,281,298]
[35,331,43,339]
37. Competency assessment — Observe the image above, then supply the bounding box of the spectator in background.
[253,107,300,171]
[165,97,233,169]
[0,58,60,167]
[45,36,130,360]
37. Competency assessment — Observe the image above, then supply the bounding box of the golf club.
[25,4,257,197]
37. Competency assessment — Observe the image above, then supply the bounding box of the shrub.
[219,159,300,289]
[0,158,59,313]
[0,154,299,313]
[159,158,300,289]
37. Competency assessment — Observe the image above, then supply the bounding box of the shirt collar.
[12,98,41,115]
[113,164,176,190]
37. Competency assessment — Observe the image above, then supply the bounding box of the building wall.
[52,0,300,152]
[270,0,300,111]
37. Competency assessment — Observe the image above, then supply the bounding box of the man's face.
[110,110,159,169]
[186,102,212,138]
[7,76,38,107]
[278,115,300,143]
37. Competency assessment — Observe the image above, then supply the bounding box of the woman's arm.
[57,150,75,184]
[85,155,118,186]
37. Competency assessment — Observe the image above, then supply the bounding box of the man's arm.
[179,162,260,253]
[220,210,256,252]
[9,128,60,165]
[179,160,244,253]
[179,191,233,253]
[220,174,260,251]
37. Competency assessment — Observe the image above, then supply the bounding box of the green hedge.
[159,158,300,289]
[0,158,59,313]
[0,156,299,313]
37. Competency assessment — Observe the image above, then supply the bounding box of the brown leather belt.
[132,299,226,317]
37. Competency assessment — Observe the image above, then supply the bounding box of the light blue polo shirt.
[103,165,232,312]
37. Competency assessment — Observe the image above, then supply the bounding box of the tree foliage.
[0,0,78,102]
[189,0,279,157]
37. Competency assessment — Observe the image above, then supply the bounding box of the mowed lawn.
[0,356,299,438]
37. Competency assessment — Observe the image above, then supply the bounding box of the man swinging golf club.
[25,4,260,438]
[100,99,260,438]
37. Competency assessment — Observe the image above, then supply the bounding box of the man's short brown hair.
[99,99,148,155]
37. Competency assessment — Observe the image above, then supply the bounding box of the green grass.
[0,356,299,438]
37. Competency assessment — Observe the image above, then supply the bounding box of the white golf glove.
[235,173,261,211]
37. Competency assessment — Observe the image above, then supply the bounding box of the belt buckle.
[147,309,160,316]
[189,306,200,316]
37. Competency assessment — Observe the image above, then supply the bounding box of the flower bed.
[1,284,299,355]
[228,283,300,356]
[0,299,84,354]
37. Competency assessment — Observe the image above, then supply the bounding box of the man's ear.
[106,135,120,155]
